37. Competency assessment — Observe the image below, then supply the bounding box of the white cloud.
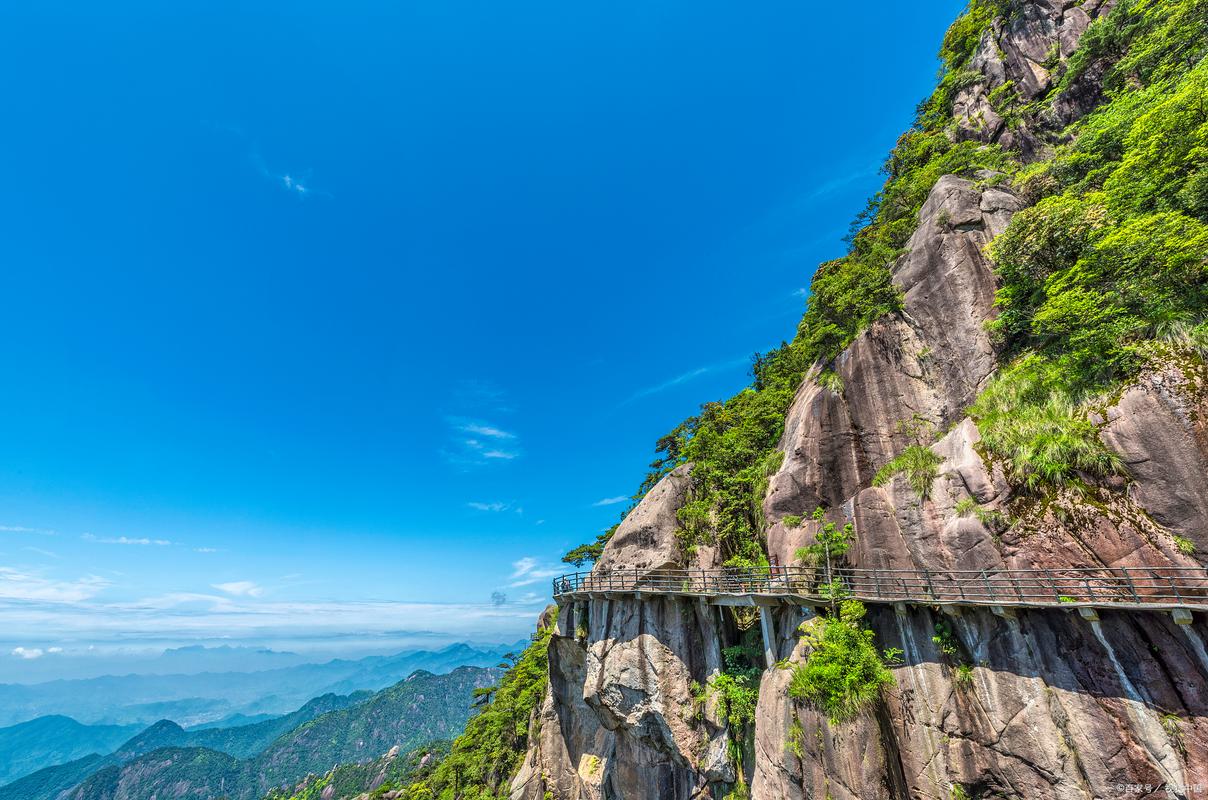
[11,647,44,660]
[23,546,60,559]
[592,496,629,507]
[0,567,110,603]
[82,534,171,546]
[507,557,562,589]
[0,594,546,648]
[442,417,521,466]
[459,423,515,439]
[468,501,510,512]
[622,356,750,404]
[194,547,221,554]
[211,581,264,598]
[0,524,55,535]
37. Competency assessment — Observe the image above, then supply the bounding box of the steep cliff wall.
[517,1,1208,798]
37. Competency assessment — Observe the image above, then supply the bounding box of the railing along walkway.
[552,566,1208,612]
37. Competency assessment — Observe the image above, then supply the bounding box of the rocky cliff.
[513,1,1208,798]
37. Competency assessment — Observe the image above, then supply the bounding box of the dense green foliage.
[264,743,451,800]
[873,445,945,499]
[973,0,1208,487]
[788,601,896,725]
[397,629,550,800]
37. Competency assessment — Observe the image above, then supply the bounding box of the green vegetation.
[788,601,896,725]
[874,415,945,500]
[397,629,551,800]
[1173,534,1197,555]
[781,513,803,528]
[931,621,961,658]
[794,510,855,601]
[953,497,1008,527]
[264,744,450,800]
[873,445,944,500]
[973,0,1208,490]
[698,643,762,732]
[793,508,854,569]
[1161,712,1186,754]
[969,357,1126,491]
[953,663,975,688]
[817,369,844,393]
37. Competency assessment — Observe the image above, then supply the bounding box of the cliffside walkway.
[552,565,1207,667]
[552,565,1208,614]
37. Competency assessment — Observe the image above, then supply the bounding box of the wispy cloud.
[592,496,629,507]
[0,524,56,536]
[0,593,546,648]
[212,581,264,598]
[0,567,110,604]
[507,557,562,589]
[22,546,60,560]
[194,547,221,554]
[623,356,750,405]
[82,534,172,546]
[460,423,515,440]
[443,418,521,466]
[206,122,329,201]
[468,501,511,512]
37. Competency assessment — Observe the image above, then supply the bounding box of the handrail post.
[981,570,993,603]
[1167,569,1183,604]
[1050,571,1060,603]
[1124,569,1140,604]
[923,569,935,601]
[1011,572,1024,602]
[873,569,882,600]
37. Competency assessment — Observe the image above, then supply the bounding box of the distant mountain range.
[0,641,522,729]
[1,666,499,800]
[0,716,141,786]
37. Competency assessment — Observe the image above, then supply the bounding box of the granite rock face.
[952,0,1116,156]
[514,2,1208,797]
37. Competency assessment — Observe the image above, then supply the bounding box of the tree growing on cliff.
[788,600,896,725]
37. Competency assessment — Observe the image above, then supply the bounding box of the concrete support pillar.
[759,606,777,669]
[556,602,573,637]
[991,605,1016,619]
[1172,608,1193,626]
[1078,607,1100,622]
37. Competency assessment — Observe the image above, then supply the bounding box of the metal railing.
[552,565,1208,609]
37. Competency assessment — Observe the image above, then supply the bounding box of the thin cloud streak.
[592,496,629,507]
[622,356,750,405]
[82,534,172,546]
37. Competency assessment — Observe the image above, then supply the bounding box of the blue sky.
[0,0,965,674]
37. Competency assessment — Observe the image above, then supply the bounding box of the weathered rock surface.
[953,0,1115,156]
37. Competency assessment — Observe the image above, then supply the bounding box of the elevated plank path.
[553,565,1207,666]
[553,565,1208,612]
